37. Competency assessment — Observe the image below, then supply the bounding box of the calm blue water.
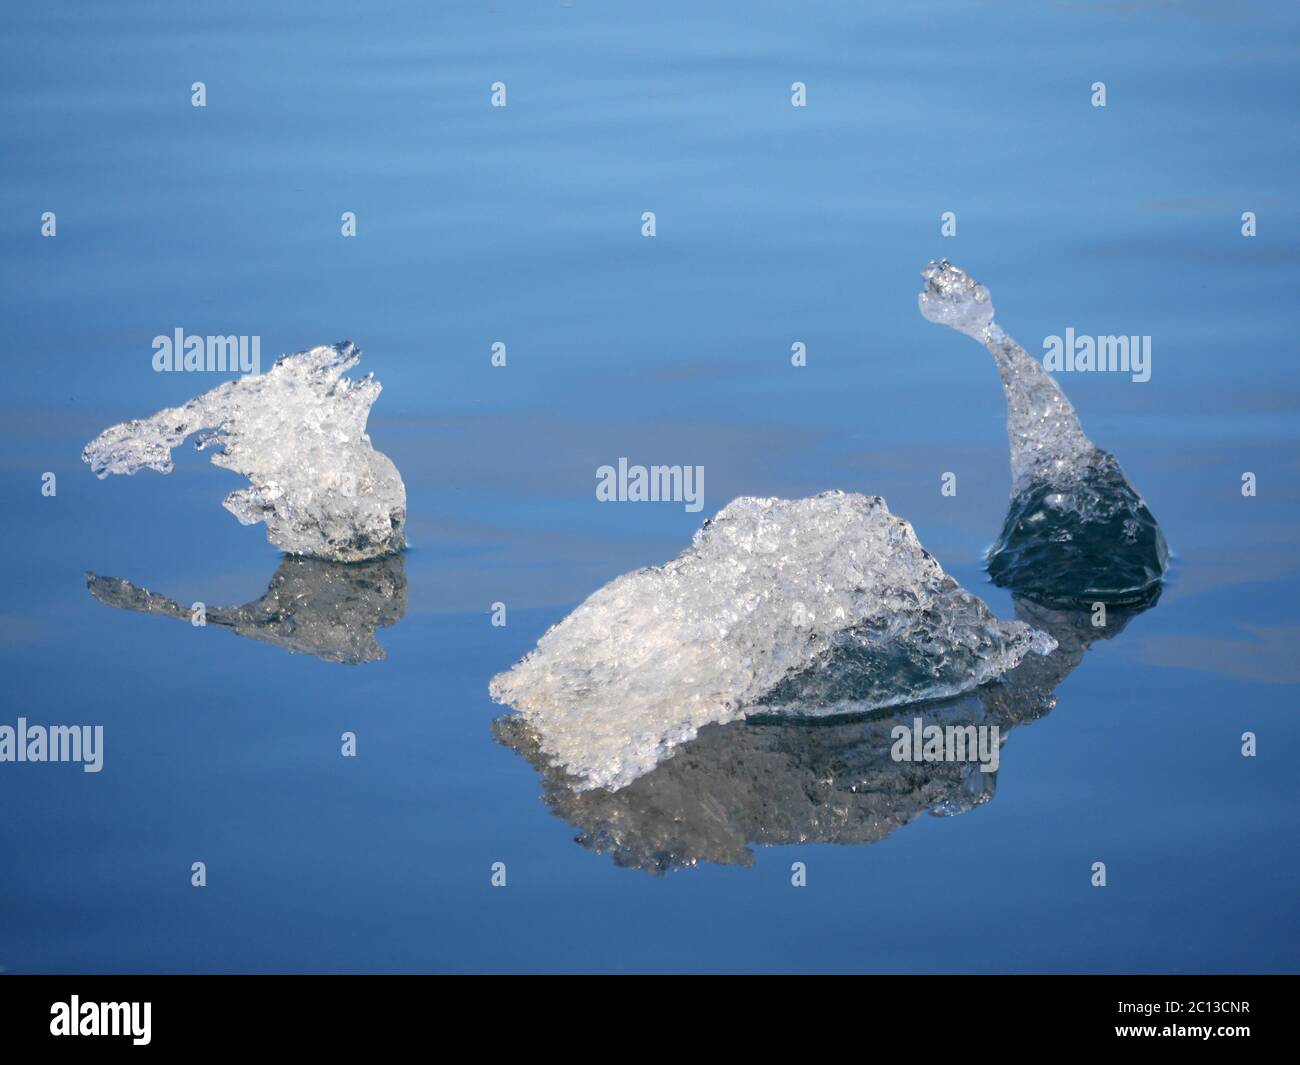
[1,0,1297,973]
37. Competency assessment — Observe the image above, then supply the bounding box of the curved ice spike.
[919,261,1168,604]
[81,342,406,562]
[919,260,1095,491]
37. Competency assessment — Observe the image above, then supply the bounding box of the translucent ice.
[919,260,1168,603]
[86,555,407,664]
[490,491,1054,792]
[919,260,1096,491]
[82,343,406,562]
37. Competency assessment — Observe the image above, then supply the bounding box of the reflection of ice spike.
[86,554,407,664]
[82,343,406,562]
[919,261,1168,604]
[491,491,1053,793]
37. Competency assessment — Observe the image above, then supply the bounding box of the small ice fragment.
[81,343,406,562]
[919,261,1168,603]
[490,491,1054,792]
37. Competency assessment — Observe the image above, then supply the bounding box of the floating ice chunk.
[490,491,1053,792]
[496,591,1161,874]
[86,554,407,664]
[919,261,1168,603]
[82,343,406,562]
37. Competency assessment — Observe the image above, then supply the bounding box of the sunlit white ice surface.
[491,492,1054,792]
[82,343,406,562]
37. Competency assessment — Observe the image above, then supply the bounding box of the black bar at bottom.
[0,974,1289,1051]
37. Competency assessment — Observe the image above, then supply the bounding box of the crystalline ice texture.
[489,491,1054,792]
[919,261,1168,603]
[82,343,406,562]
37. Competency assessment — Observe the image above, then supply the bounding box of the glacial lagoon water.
[1,1,1297,972]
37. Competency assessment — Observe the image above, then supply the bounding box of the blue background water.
[1,0,1297,972]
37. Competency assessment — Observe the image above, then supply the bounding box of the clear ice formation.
[86,555,407,664]
[82,343,406,562]
[496,590,1159,875]
[918,260,1168,604]
[489,491,1054,792]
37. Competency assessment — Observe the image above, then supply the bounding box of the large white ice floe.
[490,491,1054,792]
[82,342,406,562]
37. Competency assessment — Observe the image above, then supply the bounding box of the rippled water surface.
[1,1,1297,972]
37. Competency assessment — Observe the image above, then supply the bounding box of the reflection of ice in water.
[82,343,406,562]
[496,591,1158,875]
[919,261,1168,604]
[491,491,1053,792]
[86,555,407,664]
